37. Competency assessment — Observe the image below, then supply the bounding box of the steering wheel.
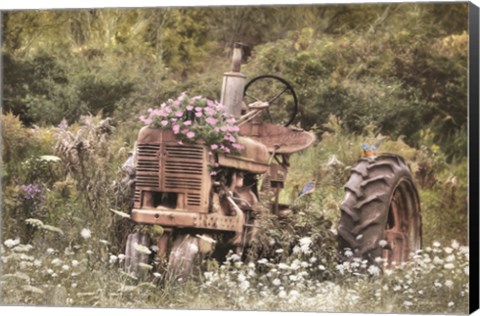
[243,75,298,126]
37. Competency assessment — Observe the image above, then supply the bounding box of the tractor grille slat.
[187,193,201,206]
[136,144,160,188]
[164,145,204,193]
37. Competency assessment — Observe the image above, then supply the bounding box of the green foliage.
[0,4,469,313]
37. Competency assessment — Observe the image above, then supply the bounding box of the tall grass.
[1,113,469,313]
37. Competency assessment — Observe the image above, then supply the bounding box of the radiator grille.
[164,144,204,193]
[187,192,202,206]
[136,144,160,188]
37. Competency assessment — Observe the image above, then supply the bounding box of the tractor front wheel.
[164,234,202,284]
[124,231,151,279]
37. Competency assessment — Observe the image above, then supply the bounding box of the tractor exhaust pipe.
[220,43,247,118]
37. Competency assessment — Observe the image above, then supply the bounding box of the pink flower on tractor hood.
[172,124,180,134]
[186,131,195,139]
[205,117,218,125]
[175,111,183,117]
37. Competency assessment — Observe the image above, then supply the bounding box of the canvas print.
[0,2,472,314]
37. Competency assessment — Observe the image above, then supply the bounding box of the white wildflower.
[272,278,281,286]
[72,260,79,267]
[444,247,453,254]
[289,290,300,298]
[433,256,443,265]
[62,265,70,271]
[4,238,20,248]
[367,265,381,276]
[12,244,33,252]
[278,263,289,270]
[301,261,309,268]
[290,260,301,270]
[238,273,247,282]
[150,245,159,252]
[86,250,93,255]
[299,237,312,254]
[46,269,54,275]
[292,246,301,254]
[248,262,255,269]
[278,290,287,298]
[445,280,454,288]
[275,249,284,254]
[403,301,413,307]
[393,285,402,292]
[433,241,441,248]
[309,257,317,263]
[20,261,33,269]
[51,258,63,266]
[444,263,455,270]
[269,239,276,246]
[257,258,268,264]
[46,248,55,254]
[138,263,153,270]
[378,240,388,248]
[425,246,432,252]
[34,260,42,268]
[434,281,442,288]
[133,243,151,255]
[451,240,460,249]
[318,264,326,270]
[80,228,91,239]
[344,249,353,257]
[355,234,363,240]
[239,280,250,291]
[445,254,455,262]
[109,255,118,264]
[72,283,77,289]
[230,253,241,261]
[153,272,162,278]
[448,301,455,307]
[99,239,109,245]
[117,254,126,261]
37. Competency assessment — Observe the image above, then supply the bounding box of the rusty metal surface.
[239,122,316,154]
[218,136,270,173]
[131,208,244,233]
[134,128,211,213]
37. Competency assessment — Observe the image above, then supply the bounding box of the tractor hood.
[217,137,270,174]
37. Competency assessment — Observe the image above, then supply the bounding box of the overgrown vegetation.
[1,3,469,313]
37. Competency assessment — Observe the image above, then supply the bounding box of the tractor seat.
[239,122,316,154]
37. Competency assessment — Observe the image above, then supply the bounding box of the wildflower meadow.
[1,3,472,315]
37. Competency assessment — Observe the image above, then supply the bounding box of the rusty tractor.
[122,43,422,282]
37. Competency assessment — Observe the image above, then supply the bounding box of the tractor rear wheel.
[338,154,422,267]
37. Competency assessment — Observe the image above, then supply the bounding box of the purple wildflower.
[19,184,42,201]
